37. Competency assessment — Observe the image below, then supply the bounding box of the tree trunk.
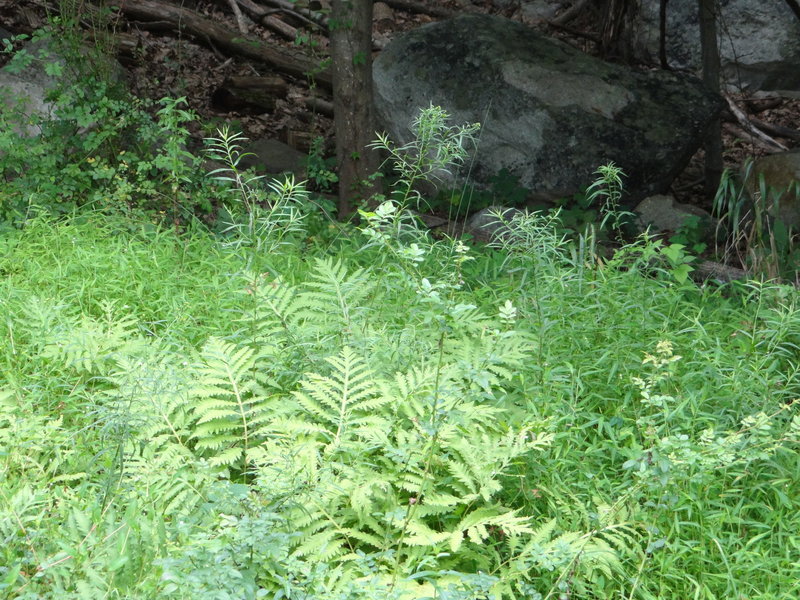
[598,0,634,60]
[698,0,723,197]
[330,0,381,217]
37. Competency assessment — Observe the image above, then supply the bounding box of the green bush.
[0,24,219,226]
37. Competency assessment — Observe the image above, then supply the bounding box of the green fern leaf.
[189,337,283,469]
[292,347,389,447]
[300,257,373,335]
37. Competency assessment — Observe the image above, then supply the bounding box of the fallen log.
[258,0,329,29]
[694,259,748,283]
[382,0,456,18]
[117,0,331,88]
[749,118,800,143]
[302,95,334,117]
[234,0,307,39]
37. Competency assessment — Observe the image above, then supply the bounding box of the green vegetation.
[714,160,800,281]
[1,54,799,598]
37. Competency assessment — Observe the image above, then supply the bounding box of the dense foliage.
[0,42,798,596]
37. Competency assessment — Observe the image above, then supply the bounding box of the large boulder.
[632,0,800,93]
[373,14,723,206]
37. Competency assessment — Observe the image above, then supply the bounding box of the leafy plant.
[306,136,339,192]
[0,26,218,225]
[370,104,480,212]
[205,126,310,267]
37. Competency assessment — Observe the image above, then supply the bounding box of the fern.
[300,258,373,339]
[190,337,287,471]
[121,442,213,517]
[102,350,194,446]
[41,300,145,376]
[292,347,390,450]
[240,271,306,351]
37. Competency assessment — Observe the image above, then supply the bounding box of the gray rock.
[0,72,55,137]
[239,138,308,179]
[744,150,800,229]
[519,1,563,21]
[634,194,715,235]
[373,14,723,207]
[632,0,800,92]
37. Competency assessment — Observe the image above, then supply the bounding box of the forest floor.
[1,0,797,214]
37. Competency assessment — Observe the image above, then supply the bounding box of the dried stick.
[224,0,248,34]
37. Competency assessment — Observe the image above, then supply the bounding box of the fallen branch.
[749,117,800,143]
[117,0,331,87]
[724,95,788,152]
[259,0,329,29]
[234,0,299,40]
[262,15,299,40]
[744,96,783,113]
[723,123,786,153]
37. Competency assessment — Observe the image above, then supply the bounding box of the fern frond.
[449,506,532,551]
[190,337,285,469]
[42,302,145,375]
[293,528,348,561]
[102,350,194,447]
[402,519,451,547]
[292,347,389,447]
[379,365,440,421]
[300,257,373,335]
[443,330,533,397]
[121,442,210,517]
[239,272,305,344]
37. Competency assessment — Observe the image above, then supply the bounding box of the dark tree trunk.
[698,0,723,197]
[598,0,635,60]
[330,0,381,217]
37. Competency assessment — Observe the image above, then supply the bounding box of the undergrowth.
[0,106,798,600]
